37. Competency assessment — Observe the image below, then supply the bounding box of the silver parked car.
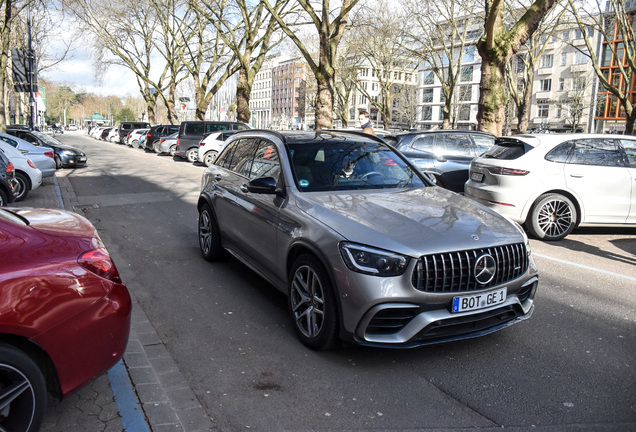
[155,132,178,156]
[197,130,539,350]
[0,132,56,178]
[465,134,636,241]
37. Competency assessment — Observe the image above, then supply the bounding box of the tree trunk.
[315,69,334,130]
[236,66,251,124]
[476,46,508,136]
[516,102,529,133]
[625,109,636,136]
[442,102,451,129]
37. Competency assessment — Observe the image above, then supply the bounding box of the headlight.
[339,242,410,277]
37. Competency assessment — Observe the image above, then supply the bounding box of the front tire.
[54,155,62,169]
[526,193,577,241]
[0,344,47,432]
[198,204,225,261]
[289,254,339,350]
[14,172,30,202]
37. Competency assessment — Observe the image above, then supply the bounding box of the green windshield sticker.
[299,179,310,187]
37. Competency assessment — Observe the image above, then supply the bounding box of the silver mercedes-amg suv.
[197,130,539,350]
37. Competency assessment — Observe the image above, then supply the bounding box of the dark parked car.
[0,207,132,431]
[145,124,180,151]
[177,121,250,162]
[6,129,88,169]
[117,121,151,144]
[197,129,538,350]
[0,150,17,206]
[384,130,495,193]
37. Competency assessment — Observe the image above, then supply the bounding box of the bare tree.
[333,34,359,127]
[476,0,559,135]
[394,82,419,129]
[66,0,169,122]
[351,0,419,130]
[193,0,291,124]
[555,69,596,132]
[402,0,480,129]
[505,6,566,133]
[260,0,360,130]
[567,0,636,134]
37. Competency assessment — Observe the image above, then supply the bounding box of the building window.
[541,54,553,68]
[458,105,471,121]
[574,51,589,64]
[423,71,434,85]
[555,107,562,118]
[587,26,594,38]
[563,30,570,41]
[561,52,567,66]
[423,88,434,103]
[516,55,526,73]
[422,106,432,120]
[538,104,549,117]
[558,78,565,91]
[372,83,378,91]
[462,46,475,62]
[575,28,583,39]
[573,76,586,90]
[459,85,472,101]
[540,79,552,92]
[460,66,473,82]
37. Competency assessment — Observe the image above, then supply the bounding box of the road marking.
[534,253,636,282]
[108,360,151,432]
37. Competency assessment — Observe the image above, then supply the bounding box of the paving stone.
[166,387,201,410]
[136,383,169,403]
[129,366,160,384]
[143,402,181,426]
[124,351,152,368]
[176,406,216,432]
[138,330,164,346]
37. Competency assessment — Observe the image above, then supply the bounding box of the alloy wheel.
[536,198,573,238]
[290,265,325,339]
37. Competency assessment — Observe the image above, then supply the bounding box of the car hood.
[47,143,83,154]
[11,207,102,243]
[295,187,523,256]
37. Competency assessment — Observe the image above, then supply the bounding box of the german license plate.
[452,287,507,313]
[78,156,87,161]
[470,172,483,182]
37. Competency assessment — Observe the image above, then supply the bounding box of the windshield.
[287,140,427,192]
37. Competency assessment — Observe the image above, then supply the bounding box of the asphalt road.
[57,132,636,431]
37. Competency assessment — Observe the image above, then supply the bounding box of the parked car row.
[0,128,87,204]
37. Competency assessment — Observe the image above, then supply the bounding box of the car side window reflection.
[230,139,258,177]
[545,142,574,162]
[216,141,238,169]
[411,135,435,152]
[440,134,471,156]
[568,139,624,167]
[620,139,636,167]
[250,141,281,180]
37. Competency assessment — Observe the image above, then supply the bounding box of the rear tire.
[186,148,198,163]
[169,145,177,157]
[0,344,47,432]
[198,204,225,261]
[204,151,218,167]
[526,193,577,241]
[14,172,30,202]
[0,189,7,206]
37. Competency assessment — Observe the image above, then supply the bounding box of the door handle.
[569,173,584,178]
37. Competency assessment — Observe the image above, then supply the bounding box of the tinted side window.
[216,141,238,169]
[229,139,258,176]
[411,135,435,152]
[620,139,636,167]
[185,123,204,135]
[206,124,230,133]
[251,141,281,180]
[236,124,249,130]
[569,139,624,167]
[545,142,574,162]
[0,136,18,148]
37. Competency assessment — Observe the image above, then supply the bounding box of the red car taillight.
[487,167,529,176]
[44,151,54,158]
[6,162,14,173]
[199,140,205,146]
[27,159,37,169]
[78,249,122,283]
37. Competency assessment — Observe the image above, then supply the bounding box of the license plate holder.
[452,287,507,313]
[470,172,483,182]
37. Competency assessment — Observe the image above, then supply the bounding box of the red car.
[0,207,131,432]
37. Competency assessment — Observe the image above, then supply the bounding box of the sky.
[41,44,142,98]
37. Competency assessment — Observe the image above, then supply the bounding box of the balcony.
[535,92,552,99]
[537,67,553,75]
[573,38,587,47]
[571,63,589,72]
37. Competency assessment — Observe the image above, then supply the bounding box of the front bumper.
[59,154,88,168]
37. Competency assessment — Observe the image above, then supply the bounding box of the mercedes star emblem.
[474,254,496,285]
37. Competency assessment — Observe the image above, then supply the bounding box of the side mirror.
[246,176,281,195]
